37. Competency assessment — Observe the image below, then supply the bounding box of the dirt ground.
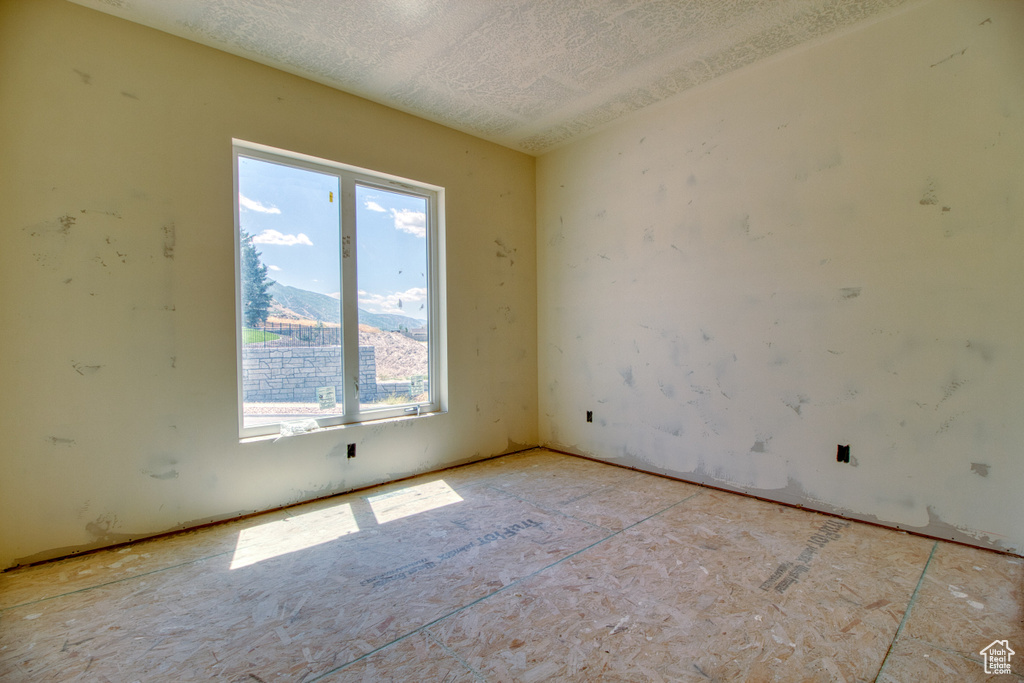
[358,327,428,380]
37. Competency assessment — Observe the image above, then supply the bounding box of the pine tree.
[240,230,274,328]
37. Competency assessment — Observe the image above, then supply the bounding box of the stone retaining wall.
[243,346,389,403]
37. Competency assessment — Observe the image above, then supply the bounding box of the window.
[234,141,444,437]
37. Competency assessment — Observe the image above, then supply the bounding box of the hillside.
[266,282,425,331]
[268,282,340,324]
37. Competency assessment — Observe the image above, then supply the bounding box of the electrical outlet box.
[347,443,356,459]
[586,410,593,423]
[837,444,850,463]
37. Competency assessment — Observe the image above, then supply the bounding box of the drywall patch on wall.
[838,287,862,300]
[71,361,103,375]
[494,238,517,266]
[84,513,133,546]
[142,454,180,481]
[162,223,175,259]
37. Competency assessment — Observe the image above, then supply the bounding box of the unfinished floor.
[1,448,1021,682]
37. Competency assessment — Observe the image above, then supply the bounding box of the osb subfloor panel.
[1,449,1021,682]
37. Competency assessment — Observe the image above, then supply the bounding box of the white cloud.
[358,287,427,317]
[364,200,386,212]
[390,209,426,238]
[239,194,281,214]
[251,229,313,246]
[268,264,282,271]
[328,292,341,299]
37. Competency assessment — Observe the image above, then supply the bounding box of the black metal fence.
[249,322,341,347]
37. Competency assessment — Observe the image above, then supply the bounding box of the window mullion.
[339,174,360,420]
[426,194,440,408]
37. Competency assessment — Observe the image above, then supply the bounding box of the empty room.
[1,0,1021,680]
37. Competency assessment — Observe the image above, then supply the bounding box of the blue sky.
[238,156,428,322]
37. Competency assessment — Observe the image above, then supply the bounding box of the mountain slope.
[267,282,425,331]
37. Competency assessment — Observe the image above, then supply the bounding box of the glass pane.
[238,156,342,428]
[355,185,430,410]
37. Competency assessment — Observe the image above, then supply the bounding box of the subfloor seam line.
[874,540,938,681]
[481,484,615,533]
[306,490,706,681]
[0,552,235,613]
[422,627,488,683]
[486,482,705,536]
[556,483,619,506]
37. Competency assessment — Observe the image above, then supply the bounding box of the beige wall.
[538,0,1024,554]
[0,0,537,569]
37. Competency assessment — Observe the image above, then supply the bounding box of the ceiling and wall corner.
[66,0,919,155]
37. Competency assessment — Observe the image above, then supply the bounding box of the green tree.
[240,230,274,328]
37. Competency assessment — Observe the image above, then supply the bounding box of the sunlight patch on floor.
[230,503,360,570]
[368,479,463,525]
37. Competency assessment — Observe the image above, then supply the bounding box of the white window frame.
[233,140,446,439]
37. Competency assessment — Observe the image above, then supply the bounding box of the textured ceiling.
[70,0,914,155]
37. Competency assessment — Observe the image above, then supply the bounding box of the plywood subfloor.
[1,448,1021,681]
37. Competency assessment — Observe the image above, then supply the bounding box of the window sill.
[239,408,447,444]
